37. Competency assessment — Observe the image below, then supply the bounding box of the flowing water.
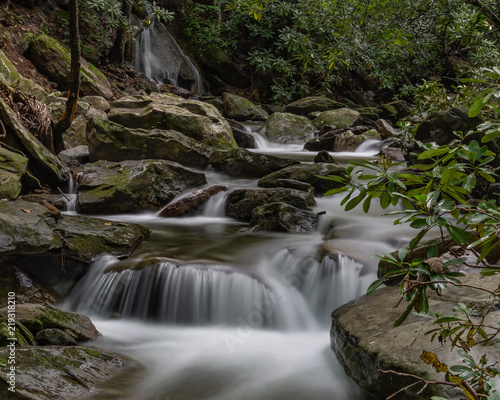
[63,134,418,399]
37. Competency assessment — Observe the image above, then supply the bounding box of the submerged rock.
[251,202,318,233]
[265,112,316,144]
[222,92,269,121]
[86,117,213,168]
[258,163,346,195]
[108,93,237,150]
[226,187,316,221]
[209,148,299,178]
[76,159,207,214]
[331,272,498,400]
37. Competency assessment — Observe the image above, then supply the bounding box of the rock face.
[158,185,228,217]
[0,346,140,400]
[26,34,113,99]
[0,98,70,187]
[312,108,362,130]
[108,93,237,150]
[0,147,28,200]
[284,97,345,116]
[222,92,269,121]
[76,160,207,214]
[86,117,213,168]
[209,148,299,178]
[250,202,318,233]
[265,112,316,144]
[330,273,499,400]
[258,163,346,195]
[226,187,316,221]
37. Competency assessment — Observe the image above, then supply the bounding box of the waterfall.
[135,16,204,93]
[63,171,82,212]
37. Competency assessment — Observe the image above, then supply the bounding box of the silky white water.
[64,128,416,400]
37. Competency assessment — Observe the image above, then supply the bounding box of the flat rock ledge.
[330,272,499,400]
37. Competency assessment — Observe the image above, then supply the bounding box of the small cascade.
[201,190,227,217]
[135,16,204,93]
[355,139,384,153]
[67,258,310,329]
[63,171,82,212]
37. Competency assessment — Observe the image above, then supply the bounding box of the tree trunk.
[108,0,133,64]
[52,0,81,154]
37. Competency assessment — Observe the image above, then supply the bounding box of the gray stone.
[265,112,316,144]
[222,92,269,121]
[313,108,362,131]
[58,145,89,167]
[158,185,228,217]
[251,202,318,233]
[0,147,28,200]
[285,97,345,116]
[332,129,381,152]
[36,328,78,346]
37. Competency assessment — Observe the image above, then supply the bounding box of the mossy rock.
[332,129,381,152]
[284,96,346,116]
[312,108,362,130]
[250,202,318,233]
[265,112,316,144]
[0,315,34,346]
[222,92,269,121]
[0,147,28,200]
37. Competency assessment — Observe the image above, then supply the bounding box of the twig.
[57,187,71,202]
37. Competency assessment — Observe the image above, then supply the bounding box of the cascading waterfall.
[135,14,204,93]
[63,171,82,212]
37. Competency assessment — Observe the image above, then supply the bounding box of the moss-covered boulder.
[0,346,140,399]
[209,148,299,178]
[0,98,70,187]
[312,108,362,130]
[0,147,28,200]
[54,214,150,263]
[86,117,213,168]
[0,303,99,342]
[26,34,113,99]
[258,163,346,195]
[265,112,316,144]
[226,187,316,221]
[109,93,237,150]
[0,200,61,257]
[284,96,345,116]
[0,49,48,101]
[222,92,269,121]
[76,159,207,214]
[251,202,318,233]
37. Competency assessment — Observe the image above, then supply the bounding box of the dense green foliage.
[176,0,500,102]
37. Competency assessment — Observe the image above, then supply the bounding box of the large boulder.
[209,148,299,178]
[226,187,316,221]
[108,93,237,150]
[0,98,70,187]
[0,147,28,200]
[284,97,345,116]
[313,108,362,130]
[0,346,140,399]
[258,163,346,195]
[0,49,48,101]
[76,160,207,214]
[304,126,370,152]
[265,112,316,144]
[415,106,481,145]
[251,202,318,233]
[332,129,381,152]
[331,272,499,400]
[26,34,113,100]
[222,92,269,121]
[158,185,228,217]
[86,117,213,168]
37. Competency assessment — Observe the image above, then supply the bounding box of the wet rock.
[284,97,345,116]
[76,159,207,214]
[35,328,78,346]
[251,202,318,233]
[379,147,406,162]
[82,95,111,113]
[226,187,316,221]
[19,193,67,210]
[158,185,228,217]
[331,272,498,400]
[0,98,70,187]
[313,108,362,131]
[209,148,299,178]
[375,119,397,139]
[275,179,312,191]
[0,346,140,399]
[222,92,269,121]
[109,93,237,150]
[313,150,336,164]
[228,120,257,148]
[303,128,344,152]
[265,112,316,144]
[258,163,346,195]
[332,129,381,152]
[0,303,99,342]
[86,117,212,169]
[0,147,28,200]
[26,34,113,99]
